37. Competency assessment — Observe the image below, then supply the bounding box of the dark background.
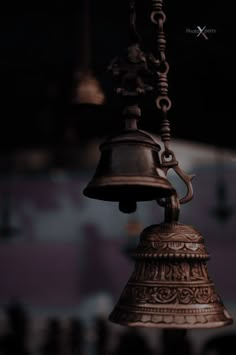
[0,0,234,152]
[0,3,235,354]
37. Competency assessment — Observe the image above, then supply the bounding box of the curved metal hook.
[161,150,195,204]
[171,164,195,204]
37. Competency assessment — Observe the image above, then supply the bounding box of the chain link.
[151,0,172,152]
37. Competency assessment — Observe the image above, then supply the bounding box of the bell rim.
[108,317,233,329]
[83,175,176,201]
[108,308,233,329]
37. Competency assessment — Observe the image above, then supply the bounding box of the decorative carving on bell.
[109,195,233,328]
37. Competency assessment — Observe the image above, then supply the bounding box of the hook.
[161,150,195,204]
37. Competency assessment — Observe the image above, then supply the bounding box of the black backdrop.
[0,0,234,151]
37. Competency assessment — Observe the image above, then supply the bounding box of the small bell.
[109,195,233,328]
[83,108,175,213]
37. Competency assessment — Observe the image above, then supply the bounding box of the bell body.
[83,129,175,212]
[109,222,233,328]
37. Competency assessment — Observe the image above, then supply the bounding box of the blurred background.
[0,0,235,354]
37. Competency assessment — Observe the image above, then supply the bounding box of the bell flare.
[109,222,233,329]
[109,309,232,330]
[109,299,233,329]
[83,176,174,201]
[83,129,176,209]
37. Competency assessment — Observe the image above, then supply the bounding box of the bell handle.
[157,192,180,223]
[161,150,195,204]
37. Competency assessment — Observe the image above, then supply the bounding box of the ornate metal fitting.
[108,43,157,97]
[107,0,163,98]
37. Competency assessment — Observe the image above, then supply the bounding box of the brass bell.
[83,116,175,213]
[109,196,233,328]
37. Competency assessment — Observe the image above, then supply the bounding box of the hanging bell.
[109,196,233,328]
[83,116,175,213]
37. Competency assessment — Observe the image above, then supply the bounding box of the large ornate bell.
[109,196,233,328]
[83,117,175,213]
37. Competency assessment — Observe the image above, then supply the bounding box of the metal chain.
[151,0,195,205]
[151,0,171,154]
